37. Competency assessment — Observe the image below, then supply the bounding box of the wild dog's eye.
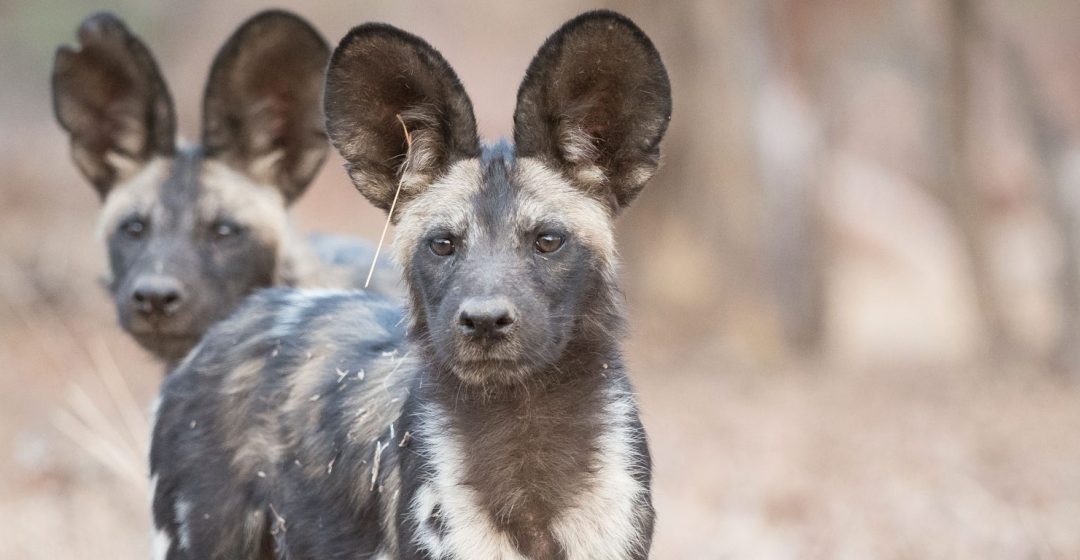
[535,233,565,254]
[211,220,243,240]
[429,237,455,257]
[119,217,147,239]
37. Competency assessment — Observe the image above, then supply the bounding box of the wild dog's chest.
[406,398,650,560]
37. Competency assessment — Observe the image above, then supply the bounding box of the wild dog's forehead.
[392,150,615,264]
[392,158,482,262]
[97,150,204,235]
[97,157,170,237]
[511,157,614,254]
[198,160,288,245]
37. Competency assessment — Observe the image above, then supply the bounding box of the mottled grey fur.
[151,10,670,559]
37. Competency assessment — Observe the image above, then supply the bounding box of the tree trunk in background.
[1001,43,1080,375]
[617,0,835,359]
[614,0,780,359]
[754,0,826,355]
[938,0,1016,361]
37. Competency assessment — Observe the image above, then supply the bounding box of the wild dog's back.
[151,288,412,558]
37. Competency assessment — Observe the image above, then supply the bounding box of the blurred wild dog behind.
[50,10,400,367]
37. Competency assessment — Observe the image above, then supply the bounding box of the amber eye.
[119,217,147,239]
[429,237,455,257]
[535,233,565,254]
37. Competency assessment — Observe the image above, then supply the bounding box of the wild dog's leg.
[150,471,275,560]
[150,365,278,560]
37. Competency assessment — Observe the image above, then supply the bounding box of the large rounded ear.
[324,23,479,213]
[513,11,672,211]
[52,13,176,199]
[201,10,330,204]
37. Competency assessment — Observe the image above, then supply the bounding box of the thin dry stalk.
[1,254,150,488]
[52,409,146,488]
[364,114,413,288]
[87,337,149,452]
[66,384,136,456]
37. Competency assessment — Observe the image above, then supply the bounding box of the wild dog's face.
[96,153,289,361]
[52,12,330,363]
[391,149,618,384]
[325,14,671,385]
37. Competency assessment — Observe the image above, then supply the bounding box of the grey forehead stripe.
[474,142,519,236]
[160,147,204,216]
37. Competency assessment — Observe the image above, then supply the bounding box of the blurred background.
[2,0,1079,558]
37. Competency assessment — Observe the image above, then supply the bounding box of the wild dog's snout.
[131,275,185,318]
[456,296,517,340]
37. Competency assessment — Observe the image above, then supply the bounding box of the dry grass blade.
[65,383,137,456]
[87,337,149,453]
[52,408,146,489]
[364,113,413,289]
[54,377,148,495]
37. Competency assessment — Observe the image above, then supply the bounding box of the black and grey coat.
[151,10,671,560]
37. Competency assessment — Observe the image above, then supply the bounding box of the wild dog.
[51,11,400,366]
[150,10,671,560]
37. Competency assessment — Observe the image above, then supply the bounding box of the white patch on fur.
[628,164,656,190]
[574,164,607,186]
[151,528,172,560]
[267,289,340,337]
[268,289,367,335]
[175,497,193,550]
[559,125,599,166]
[149,397,162,433]
[246,149,285,187]
[558,124,609,189]
[149,473,159,509]
[410,403,528,560]
[410,484,446,557]
[550,388,651,559]
[410,391,649,559]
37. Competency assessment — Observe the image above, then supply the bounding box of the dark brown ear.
[201,10,330,204]
[513,10,672,211]
[324,23,479,213]
[52,13,176,198]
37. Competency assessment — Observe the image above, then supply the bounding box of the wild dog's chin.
[449,359,536,387]
[128,330,201,364]
[441,335,570,388]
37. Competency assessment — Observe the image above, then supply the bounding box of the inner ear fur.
[201,10,331,204]
[52,13,176,198]
[324,23,479,213]
[513,10,672,210]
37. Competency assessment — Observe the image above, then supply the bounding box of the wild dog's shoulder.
[302,233,405,297]
[169,288,402,379]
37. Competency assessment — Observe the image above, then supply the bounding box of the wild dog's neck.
[416,346,625,557]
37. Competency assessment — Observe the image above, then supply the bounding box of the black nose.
[457,297,517,339]
[131,276,185,318]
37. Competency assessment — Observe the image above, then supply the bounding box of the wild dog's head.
[52,11,329,363]
[326,11,671,386]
